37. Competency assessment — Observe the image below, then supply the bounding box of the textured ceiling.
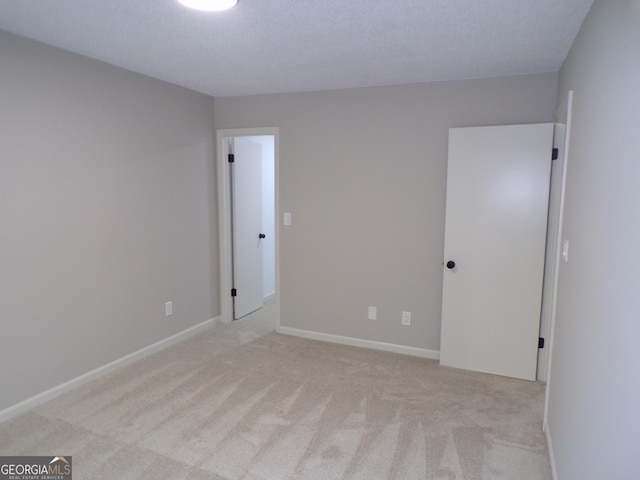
[0,0,594,97]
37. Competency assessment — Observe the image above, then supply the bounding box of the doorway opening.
[217,128,279,326]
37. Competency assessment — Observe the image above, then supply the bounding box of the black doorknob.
[446,260,455,269]
[259,233,266,239]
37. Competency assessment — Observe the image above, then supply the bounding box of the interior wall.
[215,73,558,351]
[547,0,640,478]
[0,32,218,412]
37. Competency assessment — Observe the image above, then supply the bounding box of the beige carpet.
[0,311,550,479]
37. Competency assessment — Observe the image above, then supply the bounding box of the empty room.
[1,1,638,479]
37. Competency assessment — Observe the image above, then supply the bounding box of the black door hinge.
[228,153,235,163]
[551,148,559,161]
[538,337,545,349]
[231,288,237,297]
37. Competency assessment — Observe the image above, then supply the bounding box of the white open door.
[231,137,264,319]
[440,123,553,380]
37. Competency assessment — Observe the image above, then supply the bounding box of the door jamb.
[216,127,280,324]
[543,91,573,427]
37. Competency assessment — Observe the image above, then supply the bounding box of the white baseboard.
[276,326,440,360]
[544,420,559,480]
[0,317,219,424]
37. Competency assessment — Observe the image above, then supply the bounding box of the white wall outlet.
[368,306,377,320]
[165,301,173,316]
[283,212,292,226]
[402,311,411,326]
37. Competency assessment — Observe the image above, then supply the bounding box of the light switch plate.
[283,212,292,226]
[562,239,569,262]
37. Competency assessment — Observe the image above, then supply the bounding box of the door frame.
[216,127,280,324]
[537,91,574,381]
[543,91,574,427]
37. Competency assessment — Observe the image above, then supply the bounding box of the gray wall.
[0,32,218,411]
[0,28,563,416]
[215,74,558,351]
[547,0,640,478]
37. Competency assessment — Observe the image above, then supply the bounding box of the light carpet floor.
[0,309,550,479]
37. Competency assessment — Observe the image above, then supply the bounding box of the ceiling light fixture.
[177,0,238,12]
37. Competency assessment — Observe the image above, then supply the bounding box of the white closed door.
[440,123,553,380]
[231,137,264,319]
